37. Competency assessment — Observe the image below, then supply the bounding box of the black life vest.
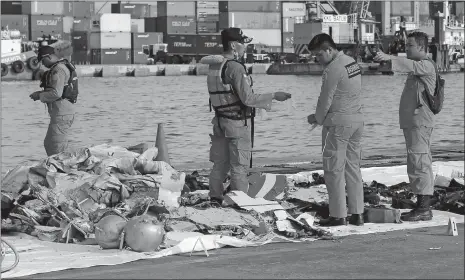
[44,59,79,104]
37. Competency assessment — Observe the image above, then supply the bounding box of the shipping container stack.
[88,13,132,65]
[281,2,306,53]
[112,2,163,64]
[196,1,222,55]
[1,1,71,42]
[219,1,282,54]
[71,1,96,65]
[1,1,30,41]
[27,2,72,43]
[155,1,198,56]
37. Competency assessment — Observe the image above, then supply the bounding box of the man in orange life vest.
[29,45,78,156]
[200,28,292,205]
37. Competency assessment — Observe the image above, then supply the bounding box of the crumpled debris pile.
[1,146,334,253]
[1,143,187,246]
[3,149,463,253]
[361,175,465,214]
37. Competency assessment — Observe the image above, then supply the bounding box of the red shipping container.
[71,31,90,51]
[132,50,149,64]
[1,1,24,15]
[91,49,132,65]
[73,18,93,32]
[31,31,64,41]
[132,32,164,51]
[197,21,219,33]
[30,15,64,33]
[111,3,150,19]
[72,50,91,65]
[165,34,197,54]
[196,34,222,54]
[1,15,29,40]
[73,1,95,17]
[156,16,197,34]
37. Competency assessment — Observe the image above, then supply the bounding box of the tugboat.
[1,30,72,81]
[1,28,43,81]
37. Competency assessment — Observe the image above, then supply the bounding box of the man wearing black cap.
[29,45,77,156]
[200,27,292,206]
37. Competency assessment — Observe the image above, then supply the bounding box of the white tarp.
[2,161,464,278]
[2,209,463,278]
[287,161,464,186]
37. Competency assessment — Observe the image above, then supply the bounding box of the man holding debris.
[374,31,439,222]
[200,28,292,206]
[307,33,365,227]
[29,45,78,156]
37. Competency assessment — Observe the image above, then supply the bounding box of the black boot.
[210,197,223,207]
[318,216,347,227]
[348,214,364,226]
[401,194,433,222]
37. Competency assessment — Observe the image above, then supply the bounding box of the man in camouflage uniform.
[201,28,292,205]
[30,45,76,156]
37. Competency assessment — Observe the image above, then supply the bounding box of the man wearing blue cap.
[201,27,292,206]
[29,45,78,156]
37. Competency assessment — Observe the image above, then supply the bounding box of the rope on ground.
[1,238,20,273]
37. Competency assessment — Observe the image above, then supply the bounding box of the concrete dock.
[1,62,463,81]
[72,62,463,78]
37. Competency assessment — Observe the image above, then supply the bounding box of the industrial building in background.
[1,1,464,78]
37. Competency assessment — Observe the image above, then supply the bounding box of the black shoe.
[210,197,223,207]
[401,194,433,222]
[348,214,364,226]
[401,209,433,221]
[319,217,347,227]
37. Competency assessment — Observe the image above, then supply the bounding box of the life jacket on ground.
[43,59,79,104]
[207,58,255,123]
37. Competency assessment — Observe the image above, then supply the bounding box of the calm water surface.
[1,73,464,174]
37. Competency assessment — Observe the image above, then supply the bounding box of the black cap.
[221,28,252,44]
[37,45,55,61]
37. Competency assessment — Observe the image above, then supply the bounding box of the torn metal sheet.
[165,220,200,232]
[287,185,329,204]
[170,207,260,229]
[224,191,284,213]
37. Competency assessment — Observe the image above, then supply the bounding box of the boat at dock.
[1,29,43,81]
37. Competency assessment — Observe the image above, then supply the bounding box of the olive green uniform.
[391,57,436,196]
[40,62,75,156]
[201,54,273,200]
